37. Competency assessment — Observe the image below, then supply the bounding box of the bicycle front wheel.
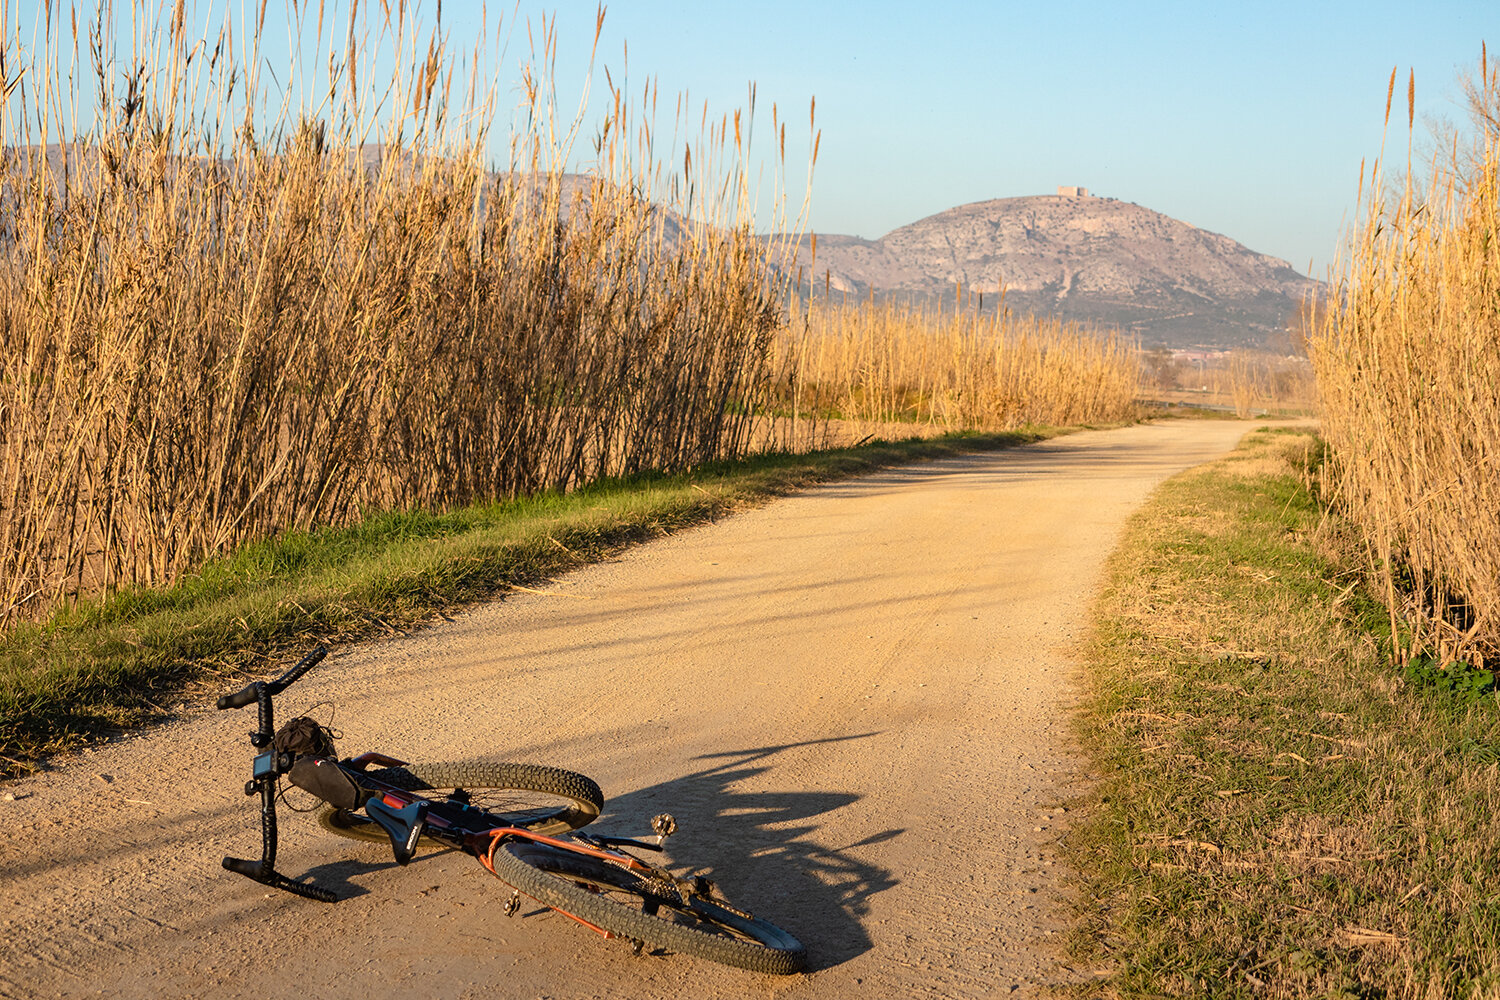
[318,761,603,842]
[489,840,806,975]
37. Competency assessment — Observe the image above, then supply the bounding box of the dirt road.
[0,420,1255,999]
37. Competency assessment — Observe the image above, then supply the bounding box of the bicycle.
[216,647,807,975]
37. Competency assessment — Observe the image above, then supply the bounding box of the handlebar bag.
[274,717,361,810]
[272,716,337,758]
[287,756,362,810]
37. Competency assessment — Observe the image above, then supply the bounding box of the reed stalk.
[1309,51,1500,666]
[0,1,803,626]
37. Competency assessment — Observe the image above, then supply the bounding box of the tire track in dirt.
[0,420,1256,999]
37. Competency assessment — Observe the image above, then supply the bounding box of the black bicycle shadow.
[585,733,899,970]
[288,842,466,899]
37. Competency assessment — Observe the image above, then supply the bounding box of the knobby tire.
[317,761,603,841]
[489,840,805,975]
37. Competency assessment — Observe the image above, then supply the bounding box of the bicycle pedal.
[650,813,677,843]
[504,890,521,917]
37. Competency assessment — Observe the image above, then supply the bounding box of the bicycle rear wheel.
[317,761,603,841]
[489,840,805,975]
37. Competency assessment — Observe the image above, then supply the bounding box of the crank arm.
[575,832,665,853]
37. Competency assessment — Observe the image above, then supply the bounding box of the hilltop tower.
[1057,185,1089,197]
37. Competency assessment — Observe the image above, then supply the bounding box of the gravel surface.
[0,420,1255,999]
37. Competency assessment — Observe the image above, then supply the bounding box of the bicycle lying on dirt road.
[216,647,806,975]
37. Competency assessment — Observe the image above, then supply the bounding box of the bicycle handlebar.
[217,645,338,904]
[215,647,327,710]
[215,685,259,711]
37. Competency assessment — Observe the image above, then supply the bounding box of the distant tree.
[1269,297,1325,357]
[1140,345,1183,389]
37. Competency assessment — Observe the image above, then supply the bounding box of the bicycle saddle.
[364,798,430,866]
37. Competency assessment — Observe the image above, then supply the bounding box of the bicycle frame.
[219,647,661,930]
[218,648,805,973]
[338,760,672,941]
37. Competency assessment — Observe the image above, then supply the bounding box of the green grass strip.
[1071,426,1500,998]
[0,427,1068,771]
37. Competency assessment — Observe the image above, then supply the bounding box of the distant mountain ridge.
[784,193,1323,348]
[13,144,1314,347]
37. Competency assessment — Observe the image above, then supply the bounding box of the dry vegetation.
[1139,345,1317,417]
[1309,55,1500,667]
[1220,349,1317,417]
[0,1,1139,631]
[775,297,1138,440]
[0,2,809,626]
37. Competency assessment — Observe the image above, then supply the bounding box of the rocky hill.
[13,145,1313,347]
[783,193,1324,348]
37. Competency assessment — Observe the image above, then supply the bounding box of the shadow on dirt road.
[593,733,898,970]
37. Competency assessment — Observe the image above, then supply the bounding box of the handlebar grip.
[222,856,268,878]
[223,856,338,903]
[267,646,328,694]
[216,684,260,710]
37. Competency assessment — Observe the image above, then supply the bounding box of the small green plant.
[1404,653,1495,702]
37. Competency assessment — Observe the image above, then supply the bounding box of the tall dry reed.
[0,2,807,625]
[771,297,1138,443]
[1309,54,1500,665]
[1214,350,1317,417]
[0,2,1138,631]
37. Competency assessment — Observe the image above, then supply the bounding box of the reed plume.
[1309,56,1500,666]
[0,2,802,625]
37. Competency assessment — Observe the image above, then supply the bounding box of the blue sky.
[517,0,1490,278]
[9,1,1490,277]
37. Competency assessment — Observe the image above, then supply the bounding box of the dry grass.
[770,297,1139,443]
[1309,54,1500,667]
[0,2,808,626]
[1073,427,1500,999]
